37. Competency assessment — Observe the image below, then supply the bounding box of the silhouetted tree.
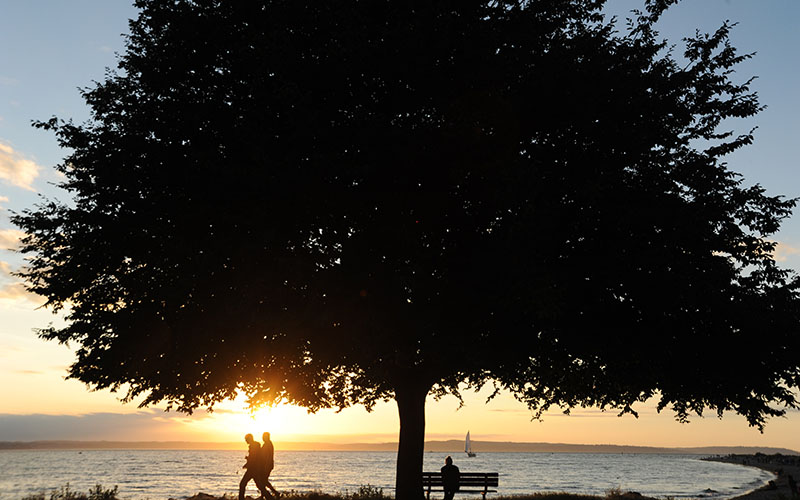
[14,1,800,498]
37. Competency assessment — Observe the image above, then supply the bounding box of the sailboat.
[465,431,477,457]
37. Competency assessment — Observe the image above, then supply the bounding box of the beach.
[706,455,800,500]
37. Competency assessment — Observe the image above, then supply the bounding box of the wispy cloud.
[203,408,240,415]
[489,406,650,419]
[0,260,39,303]
[15,369,43,375]
[0,195,9,209]
[0,281,32,301]
[547,411,619,418]
[0,344,22,356]
[489,408,531,414]
[0,228,24,250]
[773,242,800,263]
[0,142,41,191]
[0,76,19,86]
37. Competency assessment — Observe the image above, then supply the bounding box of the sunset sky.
[1,1,799,451]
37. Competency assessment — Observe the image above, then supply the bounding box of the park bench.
[422,471,499,499]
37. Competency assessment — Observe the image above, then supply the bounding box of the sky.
[1,1,799,451]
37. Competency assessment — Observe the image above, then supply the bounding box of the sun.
[189,395,324,442]
[215,405,291,441]
[236,406,279,437]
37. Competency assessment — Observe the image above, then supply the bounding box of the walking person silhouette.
[261,432,281,498]
[239,434,269,500]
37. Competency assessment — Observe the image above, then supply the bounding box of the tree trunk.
[395,382,429,500]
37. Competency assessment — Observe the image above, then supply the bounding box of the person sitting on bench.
[441,456,460,500]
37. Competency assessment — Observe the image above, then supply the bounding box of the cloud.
[0,281,33,301]
[488,406,655,419]
[0,195,9,209]
[0,228,24,250]
[0,260,40,303]
[0,344,22,357]
[0,410,204,441]
[489,408,531,414]
[0,76,18,86]
[773,242,800,263]
[0,142,41,191]
[203,408,240,415]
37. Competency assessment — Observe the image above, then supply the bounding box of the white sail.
[465,431,476,457]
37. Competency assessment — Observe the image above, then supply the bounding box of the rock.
[184,493,222,500]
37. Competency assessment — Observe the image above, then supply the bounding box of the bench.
[422,472,499,499]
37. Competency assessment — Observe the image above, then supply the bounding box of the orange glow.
[185,398,317,442]
[223,406,279,438]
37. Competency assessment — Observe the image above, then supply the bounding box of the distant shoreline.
[1,440,797,455]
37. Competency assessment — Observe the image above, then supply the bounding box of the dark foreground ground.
[179,491,661,500]
[18,486,663,500]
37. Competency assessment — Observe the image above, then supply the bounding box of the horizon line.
[1,439,797,455]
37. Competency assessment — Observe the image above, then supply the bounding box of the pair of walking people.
[239,432,280,500]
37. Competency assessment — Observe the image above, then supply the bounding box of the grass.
[270,487,659,500]
[265,485,392,500]
[21,484,119,500]
[20,484,660,500]
[492,492,657,500]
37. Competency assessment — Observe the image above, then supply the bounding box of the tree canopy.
[14,0,800,498]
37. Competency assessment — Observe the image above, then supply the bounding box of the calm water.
[0,450,773,500]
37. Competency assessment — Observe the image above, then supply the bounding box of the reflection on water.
[0,450,773,500]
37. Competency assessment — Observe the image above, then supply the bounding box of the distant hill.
[0,439,796,455]
[419,441,800,456]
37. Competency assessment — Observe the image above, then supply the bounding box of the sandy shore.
[705,454,800,500]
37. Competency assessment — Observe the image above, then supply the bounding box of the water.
[0,450,774,500]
